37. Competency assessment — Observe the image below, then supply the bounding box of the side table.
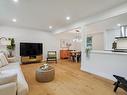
[36,66,55,82]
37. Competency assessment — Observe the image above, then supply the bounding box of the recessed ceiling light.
[49,26,53,29]
[66,16,70,20]
[12,18,17,22]
[13,0,18,3]
[117,24,121,26]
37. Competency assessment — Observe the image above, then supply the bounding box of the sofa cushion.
[0,70,17,85]
[0,53,9,66]
[0,82,17,95]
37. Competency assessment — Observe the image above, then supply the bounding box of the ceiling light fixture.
[66,16,70,20]
[13,0,18,3]
[117,24,121,27]
[12,18,17,22]
[73,30,82,43]
[49,26,53,29]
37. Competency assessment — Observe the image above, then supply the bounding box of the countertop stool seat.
[36,66,55,82]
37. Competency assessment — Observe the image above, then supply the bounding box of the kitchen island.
[81,50,127,81]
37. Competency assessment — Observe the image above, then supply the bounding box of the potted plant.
[85,47,92,57]
[7,38,15,57]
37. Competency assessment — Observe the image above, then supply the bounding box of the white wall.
[0,26,59,62]
[55,32,81,51]
[93,33,104,50]
[87,32,104,50]
[81,51,127,81]
[104,29,122,50]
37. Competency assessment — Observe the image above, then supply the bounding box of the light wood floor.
[21,60,126,95]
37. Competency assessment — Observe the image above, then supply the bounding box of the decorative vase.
[8,50,13,57]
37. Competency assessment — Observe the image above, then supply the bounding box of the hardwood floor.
[21,60,126,95]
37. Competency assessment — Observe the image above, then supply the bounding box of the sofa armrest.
[0,82,17,95]
[0,71,17,85]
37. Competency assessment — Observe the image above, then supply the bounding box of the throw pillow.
[0,53,9,66]
[0,70,17,85]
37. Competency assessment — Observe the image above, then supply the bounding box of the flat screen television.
[20,43,43,56]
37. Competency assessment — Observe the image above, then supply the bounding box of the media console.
[21,55,43,63]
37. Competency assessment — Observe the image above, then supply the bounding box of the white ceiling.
[0,0,127,32]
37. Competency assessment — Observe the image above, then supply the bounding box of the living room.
[0,0,127,95]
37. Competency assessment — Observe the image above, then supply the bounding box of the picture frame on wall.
[60,39,66,48]
[86,36,92,48]
[60,39,72,49]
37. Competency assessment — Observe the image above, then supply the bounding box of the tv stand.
[30,55,36,59]
[21,55,43,63]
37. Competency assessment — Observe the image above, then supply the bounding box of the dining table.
[70,51,81,63]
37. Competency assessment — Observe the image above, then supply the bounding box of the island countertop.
[91,50,127,55]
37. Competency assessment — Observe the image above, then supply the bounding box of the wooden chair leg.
[114,81,120,92]
[113,82,117,85]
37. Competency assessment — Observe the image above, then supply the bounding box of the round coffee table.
[36,66,55,82]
